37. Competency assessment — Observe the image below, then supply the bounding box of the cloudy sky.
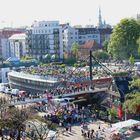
[0,0,139,28]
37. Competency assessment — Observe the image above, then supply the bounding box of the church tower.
[98,7,103,28]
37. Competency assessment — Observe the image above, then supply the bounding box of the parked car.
[4,88,12,94]
[52,97,74,107]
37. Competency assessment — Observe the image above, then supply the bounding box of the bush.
[112,72,129,77]
[64,57,76,65]
[93,50,110,61]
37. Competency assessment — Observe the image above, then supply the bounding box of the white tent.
[47,130,57,139]
[134,62,140,68]
[112,119,140,129]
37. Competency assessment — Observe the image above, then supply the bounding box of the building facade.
[77,27,100,44]
[62,24,78,56]
[9,33,27,59]
[62,24,100,56]
[0,28,25,60]
[98,28,112,44]
[26,21,63,61]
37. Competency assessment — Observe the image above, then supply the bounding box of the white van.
[11,89,19,96]
[4,88,12,94]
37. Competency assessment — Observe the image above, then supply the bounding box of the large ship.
[8,71,112,94]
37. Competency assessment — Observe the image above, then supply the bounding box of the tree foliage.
[129,55,134,65]
[108,18,140,59]
[93,50,110,61]
[0,107,31,140]
[107,107,117,121]
[102,39,109,52]
[71,42,79,60]
[123,92,140,114]
[137,37,140,56]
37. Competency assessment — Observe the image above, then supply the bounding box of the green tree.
[108,18,140,59]
[107,107,117,121]
[137,37,140,56]
[71,42,79,60]
[102,39,109,52]
[93,50,110,61]
[129,75,140,91]
[129,55,134,66]
[22,55,33,61]
[123,92,140,114]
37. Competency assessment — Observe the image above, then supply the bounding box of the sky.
[0,0,139,28]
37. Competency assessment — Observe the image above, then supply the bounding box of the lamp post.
[89,50,93,90]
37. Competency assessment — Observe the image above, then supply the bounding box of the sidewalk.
[59,120,109,140]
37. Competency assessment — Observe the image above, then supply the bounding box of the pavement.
[58,120,140,140]
[58,120,109,140]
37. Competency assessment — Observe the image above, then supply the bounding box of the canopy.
[134,62,140,68]
[112,119,140,129]
[47,130,56,138]
[51,54,56,60]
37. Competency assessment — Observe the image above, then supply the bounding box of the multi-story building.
[98,28,112,44]
[77,27,100,44]
[26,21,63,61]
[0,28,25,60]
[9,33,27,59]
[61,23,78,56]
[62,24,100,56]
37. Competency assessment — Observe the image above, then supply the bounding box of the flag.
[117,104,123,119]
[44,90,52,102]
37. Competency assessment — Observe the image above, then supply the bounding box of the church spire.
[98,7,103,28]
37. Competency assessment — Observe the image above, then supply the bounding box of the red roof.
[80,40,102,50]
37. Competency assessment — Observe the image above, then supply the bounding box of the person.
[65,126,69,132]
[90,129,94,139]
[87,129,90,138]
[98,124,101,130]
[95,131,99,139]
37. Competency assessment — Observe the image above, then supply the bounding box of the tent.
[47,130,57,138]
[134,62,140,68]
[112,119,140,129]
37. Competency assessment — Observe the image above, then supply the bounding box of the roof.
[60,23,69,28]
[76,28,99,34]
[9,33,26,40]
[79,40,101,49]
[8,71,59,83]
[98,28,112,34]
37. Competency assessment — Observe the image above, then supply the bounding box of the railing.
[5,87,117,106]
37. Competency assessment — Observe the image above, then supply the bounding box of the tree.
[93,50,110,61]
[23,55,33,60]
[129,55,134,66]
[102,39,109,52]
[107,107,117,121]
[108,18,140,59]
[123,76,140,115]
[0,97,8,119]
[0,107,33,140]
[123,92,140,114]
[26,115,58,140]
[71,42,79,60]
[137,37,140,56]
